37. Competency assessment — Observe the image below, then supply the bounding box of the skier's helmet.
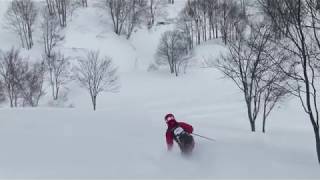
[165,113,175,122]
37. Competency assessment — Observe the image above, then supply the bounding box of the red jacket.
[166,119,193,150]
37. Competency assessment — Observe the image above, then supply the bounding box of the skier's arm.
[166,131,174,150]
[179,122,194,134]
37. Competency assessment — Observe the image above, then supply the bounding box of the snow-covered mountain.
[0,0,320,178]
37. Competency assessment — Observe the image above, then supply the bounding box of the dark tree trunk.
[315,128,320,164]
[262,102,267,133]
[223,31,227,44]
[215,23,218,38]
[246,97,256,132]
[174,64,178,77]
[52,83,56,100]
[91,95,97,111]
[250,120,255,132]
[14,96,18,107]
[169,58,174,73]
[54,82,59,100]
[197,30,201,45]
[169,64,174,74]
[262,117,266,133]
[248,112,256,132]
[10,98,13,108]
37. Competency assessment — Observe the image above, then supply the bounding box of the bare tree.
[251,25,290,133]
[218,0,246,44]
[80,0,88,7]
[147,0,166,28]
[0,48,28,107]
[216,35,259,132]
[41,7,64,59]
[186,0,202,45]
[203,0,220,40]
[125,0,147,39]
[46,0,56,16]
[260,70,289,133]
[55,0,69,27]
[215,23,288,132]
[259,0,320,164]
[74,51,119,111]
[156,30,190,76]
[103,0,131,35]
[101,0,147,39]
[45,51,70,100]
[4,0,37,50]
[20,62,46,107]
[177,0,246,47]
[177,7,194,50]
[45,0,85,21]
[0,80,5,104]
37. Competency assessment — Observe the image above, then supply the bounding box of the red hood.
[167,119,178,129]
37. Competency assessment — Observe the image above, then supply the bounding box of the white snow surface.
[0,0,320,178]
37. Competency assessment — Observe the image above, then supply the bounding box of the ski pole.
[192,133,216,142]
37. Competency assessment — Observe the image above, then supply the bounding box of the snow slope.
[0,0,320,178]
[1,68,320,178]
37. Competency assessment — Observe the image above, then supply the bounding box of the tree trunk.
[262,102,267,133]
[262,116,266,133]
[246,97,256,132]
[174,63,178,77]
[215,23,218,38]
[52,85,56,100]
[54,83,59,100]
[8,87,14,107]
[27,25,33,49]
[169,59,174,73]
[170,66,174,73]
[92,95,97,111]
[14,95,18,107]
[250,120,256,132]
[313,126,320,164]
[150,1,154,27]
[9,97,13,108]
[197,29,201,45]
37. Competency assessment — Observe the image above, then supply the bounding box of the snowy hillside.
[0,0,320,178]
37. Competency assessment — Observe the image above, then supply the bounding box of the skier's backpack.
[171,125,194,153]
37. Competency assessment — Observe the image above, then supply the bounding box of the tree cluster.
[101,0,170,38]
[177,0,247,48]
[0,48,45,107]
[5,0,37,50]
[101,0,148,39]
[156,30,191,76]
[258,0,320,164]
[45,0,86,27]
[216,23,289,133]
[216,0,320,164]
[0,48,119,111]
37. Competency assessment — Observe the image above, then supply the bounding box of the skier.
[165,113,195,155]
